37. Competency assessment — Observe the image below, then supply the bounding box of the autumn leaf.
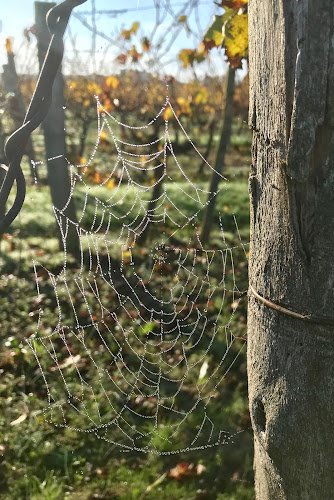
[105,75,120,89]
[163,106,173,121]
[128,45,142,63]
[223,12,248,68]
[203,15,224,45]
[116,53,128,65]
[199,39,216,55]
[218,0,248,9]
[93,172,102,184]
[212,30,224,46]
[10,413,27,426]
[130,22,140,34]
[99,130,110,146]
[202,9,248,68]
[78,157,87,165]
[168,462,206,480]
[142,37,151,52]
[194,87,208,105]
[121,21,140,40]
[178,15,187,23]
[176,97,191,115]
[5,38,13,55]
[105,178,116,190]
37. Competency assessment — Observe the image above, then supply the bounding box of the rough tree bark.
[247,1,334,498]
[35,1,79,254]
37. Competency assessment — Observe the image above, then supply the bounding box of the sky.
[0,0,232,79]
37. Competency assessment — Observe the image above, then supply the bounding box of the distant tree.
[199,0,248,245]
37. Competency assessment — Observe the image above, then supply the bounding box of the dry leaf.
[10,413,27,426]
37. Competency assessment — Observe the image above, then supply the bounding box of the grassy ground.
[0,123,254,499]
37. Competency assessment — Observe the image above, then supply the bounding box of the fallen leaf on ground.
[10,413,27,426]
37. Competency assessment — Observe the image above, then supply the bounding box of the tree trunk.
[79,119,90,159]
[198,116,215,176]
[0,121,7,222]
[35,1,79,254]
[247,1,334,498]
[137,163,164,246]
[200,66,235,245]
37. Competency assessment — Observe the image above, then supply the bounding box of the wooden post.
[35,1,79,254]
[248,0,334,497]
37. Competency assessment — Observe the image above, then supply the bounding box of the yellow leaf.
[105,75,120,89]
[223,13,248,68]
[178,15,187,23]
[194,88,208,105]
[163,106,173,121]
[212,30,223,46]
[128,45,142,62]
[178,48,196,68]
[130,22,140,34]
[105,178,116,190]
[5,38,13,55]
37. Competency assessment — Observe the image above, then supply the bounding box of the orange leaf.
[142,37,151,52]
[5,38,13,55]
[105,75,120,89]
[218,0,248,9]
[163,106,173,121]
[116,54,128,65]
[168,462,196,480]
[105,178,116,190]
[93,172,102,184]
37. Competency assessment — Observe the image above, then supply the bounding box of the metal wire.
[0,0,87,234]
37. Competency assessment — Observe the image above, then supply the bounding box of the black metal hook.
[0,0,88,234]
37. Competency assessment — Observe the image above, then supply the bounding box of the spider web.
[27,96,248,454]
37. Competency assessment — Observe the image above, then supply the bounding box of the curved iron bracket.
[0,0,88,234]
